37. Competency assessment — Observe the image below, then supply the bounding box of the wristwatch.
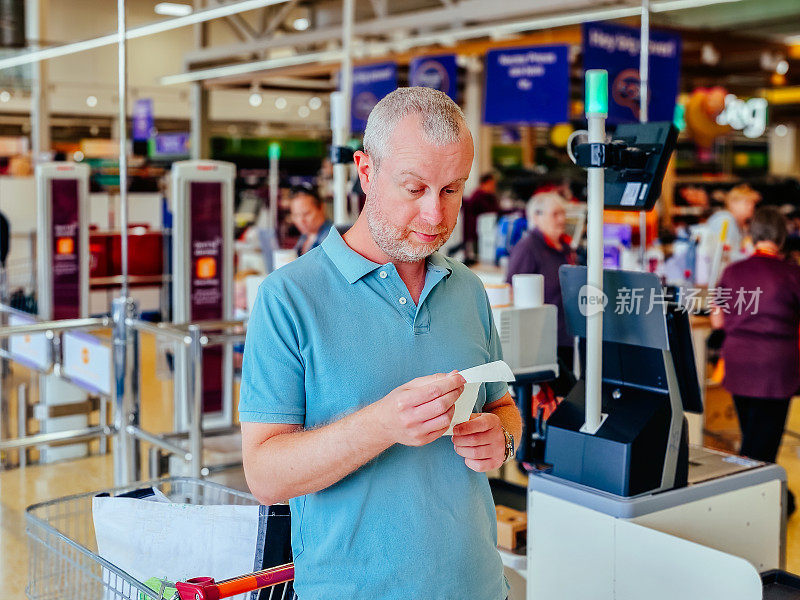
[501,426,515,464]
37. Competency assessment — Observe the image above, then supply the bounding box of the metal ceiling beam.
[261,0,299,37]
[184,0,603,66]
[0,0,292,72]
[367,0,387,18]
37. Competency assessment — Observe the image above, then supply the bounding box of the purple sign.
[409,54,457,101]
[583,22,682,124]
[351,62,397,132]
[190,181,225,414]
[154,133,190,156]
[132,98,154,141]
[484,45,570,125]
[51,179,81,320]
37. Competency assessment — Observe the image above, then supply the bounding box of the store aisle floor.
[6,360,800,598]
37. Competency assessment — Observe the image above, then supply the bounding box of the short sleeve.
[239,284,306,424]
[482,291,509,406]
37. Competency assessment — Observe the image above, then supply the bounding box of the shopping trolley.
[25,477,296,600]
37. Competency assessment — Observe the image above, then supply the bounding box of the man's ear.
[353,150,373,194]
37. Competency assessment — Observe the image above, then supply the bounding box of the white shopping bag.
[93,492,260,600]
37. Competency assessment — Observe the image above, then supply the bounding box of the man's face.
[535,198,567,242]
[357,113,474,263]
[290,194,326,236]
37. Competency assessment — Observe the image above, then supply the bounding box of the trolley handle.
[175,563,294,600]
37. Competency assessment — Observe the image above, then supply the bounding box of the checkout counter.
[524,267,786,600]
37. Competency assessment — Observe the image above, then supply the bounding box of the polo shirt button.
[379,271,388,279]
[398,297,407,305]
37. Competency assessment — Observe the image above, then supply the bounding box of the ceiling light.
[775,124,789,137]
[298,105,310,118]
[249,92,263,107]
[776,60,789,75]
[154,3,192,17]
[275,96,287,109]
[0,90,10,102]
[293,17,310,31]
[86,95,98,107]
[308,96,322,110]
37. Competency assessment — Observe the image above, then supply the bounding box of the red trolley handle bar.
[175,563,295,600]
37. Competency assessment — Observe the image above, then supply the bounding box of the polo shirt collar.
[322,227,381,284]
[322,227,454,284]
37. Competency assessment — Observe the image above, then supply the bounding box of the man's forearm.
[485,393,523,442]
[244,403,393,505]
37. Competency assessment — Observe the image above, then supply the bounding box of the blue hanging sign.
[484,45,570,125]
[351,62,398,132]
[409,54,458,100]
[582,22,682,124]
[132,98,154,141]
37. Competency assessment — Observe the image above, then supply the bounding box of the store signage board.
[190,181,225,414]
[62,331,112,395]
[153,132,190,157]
[716,95,768,138]
[51,178,82,320]
[8,314,52,372]
[582,22,682,124]
[409,54,457,101]
[132,98,154,141]
[350,62,398,132]
[484,45,570,125]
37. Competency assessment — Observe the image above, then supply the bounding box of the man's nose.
[418,193,445,225]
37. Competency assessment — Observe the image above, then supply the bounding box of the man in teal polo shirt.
[240,87,522,599]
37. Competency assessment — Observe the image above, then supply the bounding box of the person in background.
[459,172,499,265]
[506,192,575,393]
[0,209,9,268]
[700,184,760,281]
[711,206,800,516]
[290,184,333,256]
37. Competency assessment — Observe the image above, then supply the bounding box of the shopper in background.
[289,184,332,256]
[459,172,499,265]
[0,210,9,268]
[506,192,575,393]
[241,87,520,600]
[700,184,760,281]
[711,206,800,515]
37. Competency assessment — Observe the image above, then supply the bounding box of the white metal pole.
[269,153,279,230]
[582,70,608,435]
[118,0,129,299]
[639,0,650,269]
[333,0,354,226]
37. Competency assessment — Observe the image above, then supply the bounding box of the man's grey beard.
[364,194,449,263]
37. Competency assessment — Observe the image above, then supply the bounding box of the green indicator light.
[268,141,281,160]
[585,69,608,116]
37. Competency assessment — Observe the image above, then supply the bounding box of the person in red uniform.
[711,206,800,515]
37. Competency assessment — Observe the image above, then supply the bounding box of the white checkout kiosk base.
[527,446,786,600]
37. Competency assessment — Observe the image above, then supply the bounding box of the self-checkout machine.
[526,72,784,600]
[168,160,239,475]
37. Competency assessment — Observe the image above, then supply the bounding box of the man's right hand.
[375,372,466,447]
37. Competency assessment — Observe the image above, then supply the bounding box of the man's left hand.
[452,413,505,472]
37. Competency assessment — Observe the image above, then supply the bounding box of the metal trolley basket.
[26,477,295,600]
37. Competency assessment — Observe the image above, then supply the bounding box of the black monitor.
[561,266,702,414]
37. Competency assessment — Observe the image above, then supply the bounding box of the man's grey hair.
[363,86,469,169]
[526,192,565,229]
